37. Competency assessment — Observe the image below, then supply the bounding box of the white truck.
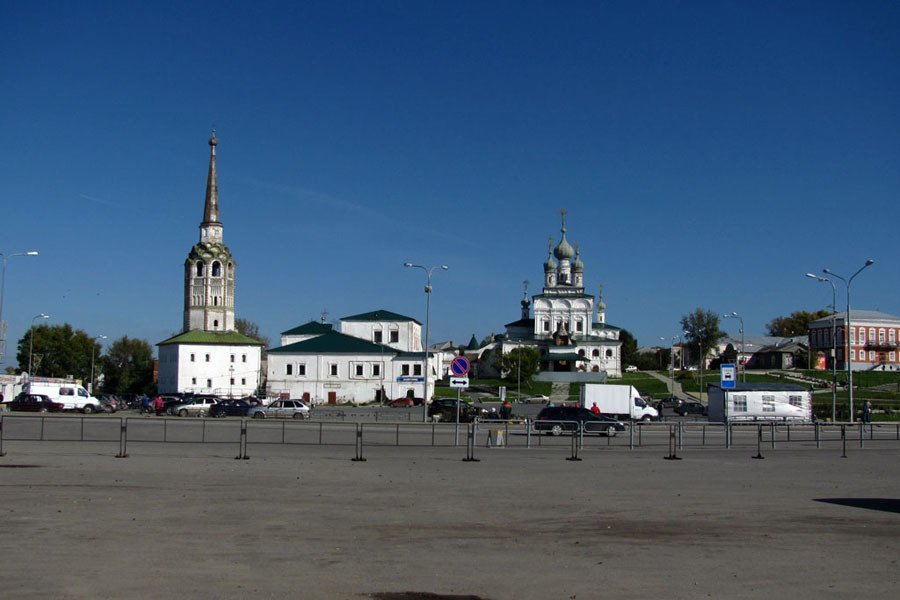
[581,384,659,421]
[26,378,102,413]
[707,383,813,423]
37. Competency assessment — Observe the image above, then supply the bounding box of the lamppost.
[723,312,745,382]
[28,313,49,377]
[404,262,449,422]
[697,327,706,402]
[89,334,107,394]
[0,250,39,363]
[807,273,838,422]
[823,259,875,422]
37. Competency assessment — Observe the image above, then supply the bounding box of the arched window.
[605,349,613,358]
[212,261,221,277]
[196,262,204,276]
[592,349,600,358]
[214,319,219,328]
[578,349,586,357]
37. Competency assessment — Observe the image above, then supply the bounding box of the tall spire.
[200,130,223,243]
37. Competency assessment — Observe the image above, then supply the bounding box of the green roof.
[269,331,398,355]
[281,321,334,336]
[158,330,263,346]
[341,309,419,324]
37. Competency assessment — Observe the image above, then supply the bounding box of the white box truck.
[26,377,102,413]
[707,383,813,423]
[581,384,659,421]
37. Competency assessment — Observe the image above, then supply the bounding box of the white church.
[478,210,623,381]
[156,134,263,396]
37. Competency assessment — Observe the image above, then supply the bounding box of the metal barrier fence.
[1,414,899,460]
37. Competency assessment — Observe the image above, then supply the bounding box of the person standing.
[152,395,164,416]
[862,400,872,423]
[590,402,601,415]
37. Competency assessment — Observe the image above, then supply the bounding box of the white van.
[27,379,102,413]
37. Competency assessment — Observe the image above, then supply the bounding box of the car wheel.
[40,407,48,413]
[197,410,207,418]
[292,412,305,420]
[431,414,441,423]
[550,424,563,436]
[178,409,189,417]
[82,405,95,414]
[642,414,652,422]
[606,425,618,437]
[253,412,265,419]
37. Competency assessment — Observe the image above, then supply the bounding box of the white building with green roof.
[267,310,439,404]
[157,134,263,396]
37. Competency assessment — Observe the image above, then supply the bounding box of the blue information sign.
[720,364,737,389]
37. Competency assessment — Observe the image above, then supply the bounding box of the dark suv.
[428,398,486,422]
[534,406,626,436]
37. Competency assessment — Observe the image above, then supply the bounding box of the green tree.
[101,336,155,395]
[680,308,726,366]
[619,329,639,368]
[497,346,540,385]
[15,323,96,380]
[766,310,830,337]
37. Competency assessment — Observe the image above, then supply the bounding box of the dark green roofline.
[340,309,420,325]
[158,329,263,346]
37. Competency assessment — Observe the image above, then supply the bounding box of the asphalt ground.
[0,439,898,600]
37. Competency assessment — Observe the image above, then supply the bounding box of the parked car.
[534,406,626,436]
[658,396,681,409]
[9,393,65,413]
[675,400,708,417]
[625,365,639,372]
[247,399,310,420]
[170,397,219,417]
[427,398,486,422]
[389,397,414,408]
[209,399,253,418]
[98,394,124,413]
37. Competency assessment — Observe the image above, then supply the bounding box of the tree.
[101,336,155,395]
[680,308,726,366]
[766,310,830,337]
[236,318,269,351]
[15,323,97,380]
[497,346,540,385]
[619,329,639,368]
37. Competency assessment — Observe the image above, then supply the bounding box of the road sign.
[450,377,469,389]
[450,356,471,377]
[396,376,424,383]
[720,364,736,389]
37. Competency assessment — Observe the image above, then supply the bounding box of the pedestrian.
[500,399,512,420]
[152,395,164,416]
[862,400,872,423]
[141,395,151,414]
[590,402,601,415]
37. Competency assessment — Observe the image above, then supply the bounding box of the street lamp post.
[806,273,838,422]
[89,334,108,395]
[823,259,875,423]
[404,262,449,422]
[0,250,39,364]
[28,313,49,377]
[723,312,745,382]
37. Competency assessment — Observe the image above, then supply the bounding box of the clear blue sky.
[1,0,898,366]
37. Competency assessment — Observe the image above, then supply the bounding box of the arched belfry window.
[212,261,222,277]
[196,262,204,276]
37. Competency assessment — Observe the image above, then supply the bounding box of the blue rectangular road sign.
[720,364,736,389]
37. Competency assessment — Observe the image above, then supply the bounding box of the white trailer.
[707,383,813,423]
[26,377,102,413]
[581,383,659,421]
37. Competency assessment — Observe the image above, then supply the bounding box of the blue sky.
[1,0,898,366]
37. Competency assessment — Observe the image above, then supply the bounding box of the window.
[576,320,583,332]
[286,364,293,375]
[402,364,410,376]
[212,261,221,277]
[196,262,204,276]
[850,328,856,344]
[374,330,383,343]
[191,377,196,384]
[869,350,875,361]
[890,352,896,362]
[390,330,399,343]
[733,395,747,412]
[373,364,381,377]
[578,349,586,357]
[298,364,306,376]
[789,395,803,408]
[592,349,599,358]
[606,349,613,358]
[890,330,896,344]
[205,354,210,362]
[207,379,212,388]
[414,364,422,376]
[230,354,235,363]
[355,364,364,377]
[869,328,876,342]
[878,329,885,343]
[242,354,247,363]
[213,319,219,327]
[230,378,235,385]
[241,378,246,385]
[850,349,856,360]
[330,364,338,376]
[190,353,195,362]
[762,395,775,412]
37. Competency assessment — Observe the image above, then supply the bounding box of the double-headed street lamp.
[28,313,49,377]
[90,335,108,394]
[404,262,449,422]
[806,273,837,422]
[0,250,39,363]
[823,259,875,422]
[723,312,745,382]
